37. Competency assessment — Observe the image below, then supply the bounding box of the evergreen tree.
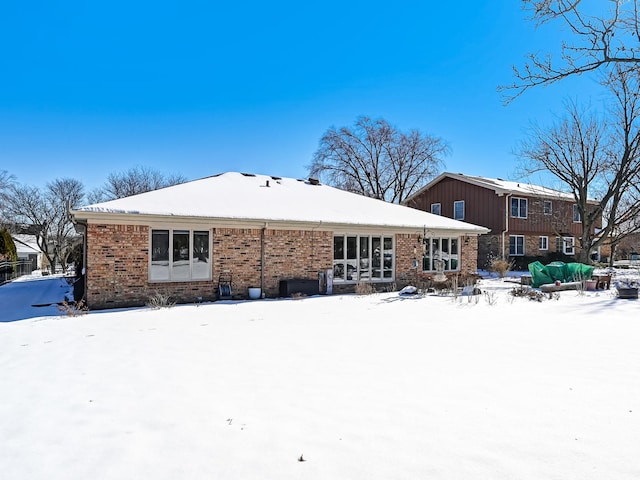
[0,228,18,264]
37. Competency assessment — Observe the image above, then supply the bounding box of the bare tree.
[88,166,187,203]
[309,117,449,203]
[517,67,640,263]
[2,178,85,272]
[0,170,14,193]
[0,170,16,227]
[502,0,640,102]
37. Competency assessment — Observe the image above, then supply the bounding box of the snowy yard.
[1,273,640,479]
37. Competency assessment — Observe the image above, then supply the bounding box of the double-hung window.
[511,197,527,218]
[543,200,552,215]
[573,204,582,223]
[509,235,525,256]
[333,235,394,283]
[563,236,575,255]
[539,236,548,251]
[150,229,211,281]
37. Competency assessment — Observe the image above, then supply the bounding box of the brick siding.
[213,228,333,298]
[85,224,480,309]
[86,224,334,309]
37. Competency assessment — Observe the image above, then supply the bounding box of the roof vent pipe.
[266,180,270,187]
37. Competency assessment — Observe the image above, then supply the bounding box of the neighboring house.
[610,232,640,263]
[70,172,489,309]
[403,172,602,268]
[12,234,42,271]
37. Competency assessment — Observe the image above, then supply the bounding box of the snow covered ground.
[1,272,640,479]
[0,273,75,322]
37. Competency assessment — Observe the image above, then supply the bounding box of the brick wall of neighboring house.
[480,232,619,270]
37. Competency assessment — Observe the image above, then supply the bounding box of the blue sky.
[0,1,605,192]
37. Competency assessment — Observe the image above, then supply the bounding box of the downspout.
[311,221,323,290]
[261,222,268,295]
[69,210,87,302]
[502,194,511,258]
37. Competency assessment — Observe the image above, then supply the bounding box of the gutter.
[69,213,88,302]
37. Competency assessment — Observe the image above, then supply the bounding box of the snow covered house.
[12,234,42,271]
[70,172,489,309]
[404,172,604,268]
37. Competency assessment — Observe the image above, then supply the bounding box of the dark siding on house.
[406,177,502,233]
[406,175,604,264]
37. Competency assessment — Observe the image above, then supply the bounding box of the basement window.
[150,229,211,282]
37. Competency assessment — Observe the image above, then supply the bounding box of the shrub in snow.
[355,282,375,295]
[484,291,498,306]
[57,299,89,317]
[509,286,547,302]
[488,256,515,278]
[146,292,175,309]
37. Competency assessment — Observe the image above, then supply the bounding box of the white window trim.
[453,200,465,220]
[421,236,461,272]
[509,235,525,256]
[333,234,395,284]
[511,197,528,219]
[539,236,548,251]
[149,227,212,282]
[563,236,575,255]
[543,200,552,215]
[431,203,441,215]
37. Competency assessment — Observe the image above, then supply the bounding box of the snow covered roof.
[72,172,489,234]
[11,234,41,255]
[405,172,596,203]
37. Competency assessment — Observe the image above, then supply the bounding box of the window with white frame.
[573,204,582,222]
[563,236,575,255]
[422,237,460,272]
[543,200,552,215]
[511,197,528,218]
[333,235,394,283]
[150,229,211,281]
[453,200,465,220]
[539,236,548,250]
[509,235,525,256]
[431,203,441,215]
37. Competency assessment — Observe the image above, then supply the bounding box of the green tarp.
[527,261,594,288]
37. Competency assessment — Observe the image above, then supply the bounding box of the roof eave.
[70,209,490,236]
